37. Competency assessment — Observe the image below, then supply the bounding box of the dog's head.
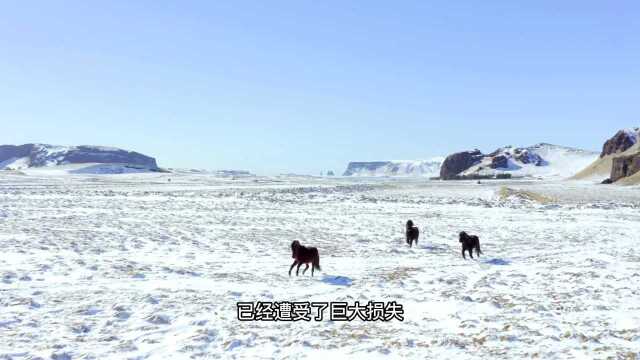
[291,240,301,257]
[459,231,468,243]
[406,220,414,229]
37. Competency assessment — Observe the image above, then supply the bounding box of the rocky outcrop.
[573,128,640,183]
[513,148,544,166]
[0,144,33,162]
[610,153,640,182]
[439,150,484,180]
[442,144,598,180]
[601,129,639,158]
[489,155,509,169]
[0,144,158,170]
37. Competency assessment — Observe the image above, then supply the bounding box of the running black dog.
[406,220,419,248]
[459,231,482,259]
[289,240,321,276]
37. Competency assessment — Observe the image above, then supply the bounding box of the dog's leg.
[289,261,297,277]
[469,248,474,259]
[296,263,302,276]
[302,264,309,275]
[462,248,466,259]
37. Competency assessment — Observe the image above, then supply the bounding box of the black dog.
[459,231,482,259]
[406,220,419,248]
[289,240,321,277]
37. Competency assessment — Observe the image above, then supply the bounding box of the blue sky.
[1,1,638,174]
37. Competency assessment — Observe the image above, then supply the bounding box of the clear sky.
[1,1,638,174]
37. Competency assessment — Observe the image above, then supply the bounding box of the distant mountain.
[573,128,640,184]
[214,170,255,177]
[165,168,256,177]
[343,159,444,177]
[0,144,158,172]
[440,143,598,180]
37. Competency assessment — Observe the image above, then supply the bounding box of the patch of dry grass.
[380,266,423,281]
[498,186,556,204]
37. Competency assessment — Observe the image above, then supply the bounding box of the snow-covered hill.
[440,143,598,179]
[0,144,159,174]
[343,158,443,177]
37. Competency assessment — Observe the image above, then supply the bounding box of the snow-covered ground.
[1,173,639,359]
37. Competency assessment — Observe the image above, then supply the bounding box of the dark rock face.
[0,144,158,169]
[601,129,639,158]
[513,148,544,166]
[0,144,33,162]
[489,155,509,169]
[45,146,156,168]
[611,153,640,182]
[439,150,484,180]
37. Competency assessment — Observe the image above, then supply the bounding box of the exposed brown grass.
[380,266,422,281]
[498,186,556,204]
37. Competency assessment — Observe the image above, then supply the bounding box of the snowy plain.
[1,172,640,359]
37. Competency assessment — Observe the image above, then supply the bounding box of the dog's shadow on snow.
[482,258,511,266]
[418,244,450,253]
[320,275,353,286]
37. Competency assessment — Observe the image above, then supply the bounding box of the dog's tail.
[312,249,321,271]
